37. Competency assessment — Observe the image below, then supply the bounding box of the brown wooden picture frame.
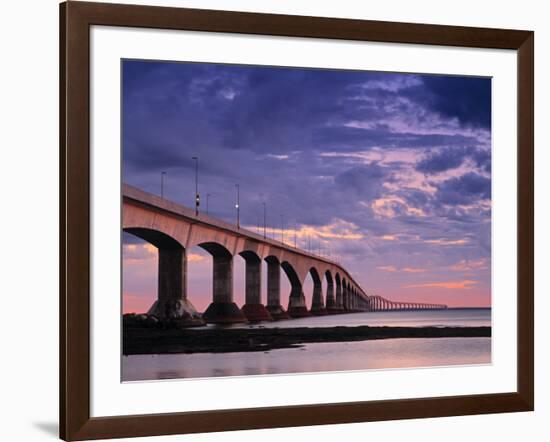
[60,1,534,440]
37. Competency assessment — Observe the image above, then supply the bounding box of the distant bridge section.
[122,184,446,324]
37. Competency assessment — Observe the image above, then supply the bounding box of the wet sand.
[123,325,491,355]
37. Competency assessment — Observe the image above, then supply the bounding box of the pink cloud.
[402,267,427,273]
[424,238,469,246]
[188,252,207,262]
[370,196,426,218]
[450,259,488,271]
[404,280,478,290]
[377,265,397,272]
[249,219,364,241]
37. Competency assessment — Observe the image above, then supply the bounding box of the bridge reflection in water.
[123,184,447,325]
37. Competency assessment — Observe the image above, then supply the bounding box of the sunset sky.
[122,59,491,313]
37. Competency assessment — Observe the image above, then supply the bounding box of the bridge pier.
[287,285,310,317]
[334,278,344,312]
[342,285,348,311]
[325,278,338,313]
[240,252,273,322]
[310,279,327,315]
[203,250,248,324]
[265,258,289,320]
[147,247,204,324]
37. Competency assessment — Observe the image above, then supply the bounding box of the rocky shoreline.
[123,324,491,355]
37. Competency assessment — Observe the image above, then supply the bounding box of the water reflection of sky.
[122,337,491,382]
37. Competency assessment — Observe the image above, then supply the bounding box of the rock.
[145,315,159,327]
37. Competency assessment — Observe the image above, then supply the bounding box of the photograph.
[121,59,492,382]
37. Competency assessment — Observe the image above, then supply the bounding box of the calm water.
[217,308,491,330]
[122,308,491,382]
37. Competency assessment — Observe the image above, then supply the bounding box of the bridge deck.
[123,183,340,267]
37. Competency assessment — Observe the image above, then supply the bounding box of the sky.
[122,59,492,313]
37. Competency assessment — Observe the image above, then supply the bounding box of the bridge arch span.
[198,241,232,258]
[234,239,268,261]
[124,227,183,250]
[123,203,189,247]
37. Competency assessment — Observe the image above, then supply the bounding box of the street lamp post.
[206,193,212,215]
[160,171,166,199]
[280,214,285,244]
[192,157,199,216]
[235,184,240,229]
[262,202,267,239]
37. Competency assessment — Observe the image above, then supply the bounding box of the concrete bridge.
[367,296,447,311]
[123,184,446,324]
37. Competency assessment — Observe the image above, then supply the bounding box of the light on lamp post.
[235,184,240,229]
[192,156,199,216]
[262,201,267,239]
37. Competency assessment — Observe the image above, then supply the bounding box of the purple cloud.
[122,60,492,309]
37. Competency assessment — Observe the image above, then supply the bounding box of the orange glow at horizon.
[404,280,478,290]
[122,239,491,313]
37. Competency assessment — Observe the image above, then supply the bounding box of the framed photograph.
[60,1,533,440]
